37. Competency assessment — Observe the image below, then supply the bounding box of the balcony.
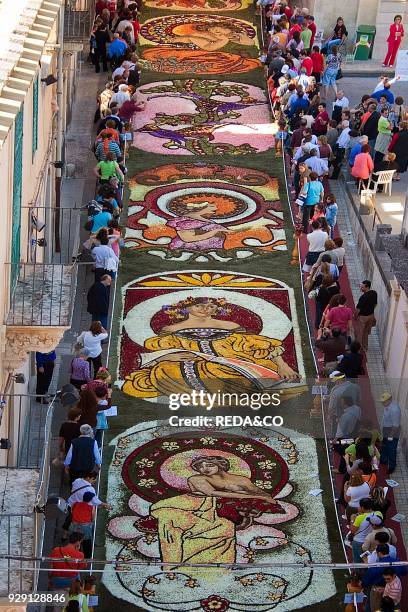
[0,394,56,595]
[64,0,94,42]
[4,262,78,373]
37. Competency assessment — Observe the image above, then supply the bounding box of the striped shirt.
[383,576,402,604]
[95,140,121,161]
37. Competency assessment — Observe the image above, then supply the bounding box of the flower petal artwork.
[140,48,261,75]
[139,15,258,52]
[125,163,286,261]
[132,80,275,156]
[102,421,336,610]
[145,0,252,11]
[117,271,306,402]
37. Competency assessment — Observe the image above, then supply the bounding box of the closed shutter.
[32,77,39,155]
[11,105,24,292]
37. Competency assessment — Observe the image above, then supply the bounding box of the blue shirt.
[304,180,324,206]
[288,95,309,117]
[362,555,406,587]
[36,351,56,366]
[348,143,362,167]
[371,88,394,104]
[107,38,127,59]
[96,195,118,210]
[91,211,112,232]
[325,203,338,226]
[381,401,401,434]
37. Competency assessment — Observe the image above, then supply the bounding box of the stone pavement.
[331,74,408,243]
[37,59,106,590]
[329,176,408,547]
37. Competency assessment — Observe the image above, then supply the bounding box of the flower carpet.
[96,2,347,610]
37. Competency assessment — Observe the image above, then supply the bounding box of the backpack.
[87,199,103,217]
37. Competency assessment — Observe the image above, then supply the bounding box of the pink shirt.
[327,305,353,332]
[383,575,402,604]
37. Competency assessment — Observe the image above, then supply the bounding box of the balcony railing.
[23,206,83,265]
[0,394,55,469]
[6,263,78,327]
[64,0,94,42]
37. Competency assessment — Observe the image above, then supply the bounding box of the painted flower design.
[138,478,157,488]
[117,437,131,448]
[267,592,283,602]
[201,595,230,611]
[200,436,217,445]
[140,588,155,597]
[254,537,268,546]
[236,444,253,453]
[185,578,199,588]
[162,441,180,451]
[254,480,272,489]
[258,460,276,469]
[135,458,155,467]
[235,577,254,586]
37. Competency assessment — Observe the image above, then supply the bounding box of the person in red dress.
[307,15,316,48]
[383,15,404,67]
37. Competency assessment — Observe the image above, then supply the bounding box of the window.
[32,76,38,155]
[11,105,24,292]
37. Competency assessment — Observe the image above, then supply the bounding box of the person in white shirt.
[77,321,108,373]
[344,473,371,522]
[112,60,135,80]
[293,139,318,162]
[296,68,310,90]
[305,149,329,176]
[68,472,111,509]
[373,75,400,93]
[303,220,328,272]
[332,90,350,122]
[91,234,119,281]
[336,120,351,149]
[110,84,130,109]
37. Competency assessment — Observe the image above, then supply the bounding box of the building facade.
[303,0,408,61]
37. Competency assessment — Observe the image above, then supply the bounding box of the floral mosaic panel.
[125,163,286,262]
[102,421,336,610]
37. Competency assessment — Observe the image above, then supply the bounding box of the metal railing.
[6,263,78,327]
[64,0,94,42]
[0,394,56,596]
[0,513,39,595]
[0,394,55,469]
[22,206,83,265]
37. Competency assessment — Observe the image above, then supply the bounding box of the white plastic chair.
[314,29,324,50]
[370,169,396,196]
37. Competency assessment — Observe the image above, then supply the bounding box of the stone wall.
[373,0,408,61]
[343,181,393,348]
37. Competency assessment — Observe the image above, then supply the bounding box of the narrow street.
[92,3,345,610]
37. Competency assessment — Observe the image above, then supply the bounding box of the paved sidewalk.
[37,59,106,589]
[329,177,408,547]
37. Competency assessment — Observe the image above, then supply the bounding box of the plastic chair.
[370,169,396,196]
[314,29,324,50]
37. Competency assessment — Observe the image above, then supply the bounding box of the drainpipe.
[55,2,65,253]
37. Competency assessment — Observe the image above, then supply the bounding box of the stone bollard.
[375,224,392,251]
